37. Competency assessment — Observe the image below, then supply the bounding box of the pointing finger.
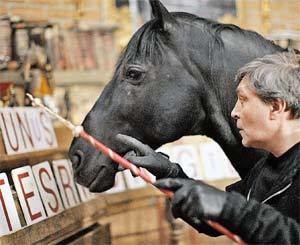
[154,178,187,192]
[116,134,152,155]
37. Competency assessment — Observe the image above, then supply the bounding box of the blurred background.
[0,0,299,124]
[0,1,299,244]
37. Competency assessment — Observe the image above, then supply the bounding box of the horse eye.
[125,67,144,82]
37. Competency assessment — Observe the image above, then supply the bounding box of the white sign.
[76,184,95,201]
[0,173,22,235]
[159,136,239,181]
[11,166,47,225]
[0,107,58,155]
[52,159,80,208]
[32,161,64,217]
[123,168,155,190]
[199,141,239,180]
[171,145,203,180]
[105,172,126,194]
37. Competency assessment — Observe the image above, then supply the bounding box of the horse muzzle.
[68,139,118,192]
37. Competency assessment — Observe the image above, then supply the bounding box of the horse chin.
[70,148,118,192]
[88,163,117,192]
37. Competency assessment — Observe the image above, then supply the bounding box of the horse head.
[69,0,285,192]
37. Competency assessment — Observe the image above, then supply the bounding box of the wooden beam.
[0,196,107,244]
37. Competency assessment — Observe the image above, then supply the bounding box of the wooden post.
[165,199,186,245]
[261,0,271,35]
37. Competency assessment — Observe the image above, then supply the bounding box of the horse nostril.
[70,150,85,169]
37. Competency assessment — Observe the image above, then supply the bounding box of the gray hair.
[236,52,300,119]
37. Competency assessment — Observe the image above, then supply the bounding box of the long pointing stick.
[26,93,246,245]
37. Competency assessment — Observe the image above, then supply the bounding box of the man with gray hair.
[117,52,300,243]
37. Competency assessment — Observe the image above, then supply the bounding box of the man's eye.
[238,96,247,105]
[238,95,245,101]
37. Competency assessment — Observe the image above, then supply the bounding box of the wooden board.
[0,178,239,245]
[0,70,112,87]
[0,187,166,244]
[57,223,111,245]
[100,188,169,245]
[0,195,107,244]
[98,179,239,245]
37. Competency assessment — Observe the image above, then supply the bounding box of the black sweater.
[220,142,300,244]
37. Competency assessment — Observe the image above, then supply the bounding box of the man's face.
[231,76,274,149]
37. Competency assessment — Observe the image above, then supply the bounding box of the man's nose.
[231,103,239,120]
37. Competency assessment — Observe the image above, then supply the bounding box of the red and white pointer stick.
[26,93,246,245]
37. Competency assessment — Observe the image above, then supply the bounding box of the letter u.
[1,112,19,151]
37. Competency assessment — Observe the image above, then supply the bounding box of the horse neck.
[188,28,283,176]
[209,28,285,132]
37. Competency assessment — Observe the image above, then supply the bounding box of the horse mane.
[166,12,285,110]
[172,12,281,51]
[115,19,166,75]
[115,11,284,74]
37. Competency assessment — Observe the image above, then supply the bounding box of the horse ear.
[149,0,176,30]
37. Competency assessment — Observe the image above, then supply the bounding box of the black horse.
[69,0,286,192]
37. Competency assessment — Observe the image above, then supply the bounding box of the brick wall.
[235,0,300,35]
[0,0,106,28]
[269,0,300,32]
[1,0,299,35]
[0,0,120,124]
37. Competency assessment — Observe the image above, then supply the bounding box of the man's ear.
[269,99,287,119]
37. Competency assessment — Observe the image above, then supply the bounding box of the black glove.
[116,134,188,179]
[185,219,221,236]
[154,178,227,232]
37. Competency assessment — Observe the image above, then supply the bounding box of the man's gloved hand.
[154,178,227,231]
[116,134,188,179]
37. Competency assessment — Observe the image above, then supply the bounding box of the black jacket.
[219,143,300,244]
